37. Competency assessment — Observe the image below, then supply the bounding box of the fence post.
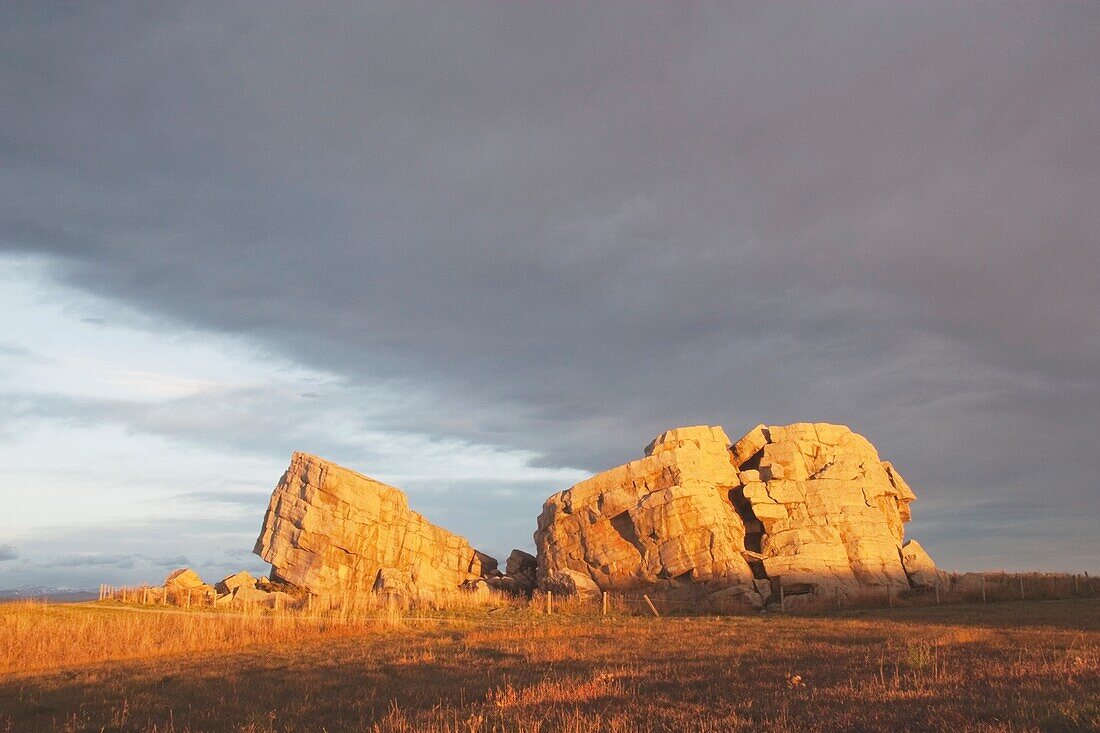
[1074,574,1079,596]
[643,594,660,617]
[779,581,786,614]
[186,589,192,609]
[981,575,987,603]
[545,590,552,615]
[602,591,609,616]
[142,588,149,605]
[1019,574,1025,600]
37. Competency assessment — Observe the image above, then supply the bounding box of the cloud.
[174,491,271,509]
[38,552,194,572]
[0,3,1097,572]
[49,553,136,569]
[0,545,17,562]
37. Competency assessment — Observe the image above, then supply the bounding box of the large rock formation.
[254,452,496,598]
[730,423,919,596]
[536,423,936,605]
[535,426,767,607]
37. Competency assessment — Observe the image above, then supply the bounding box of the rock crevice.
[535,423,938,605]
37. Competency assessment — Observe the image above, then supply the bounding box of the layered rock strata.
[535,426,767,607]
[536,423,936,604]
[254,452,496,598]
[730,423,919,596]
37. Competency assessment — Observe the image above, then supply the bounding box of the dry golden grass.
[0,598,1097,732]
[0,600,398,677]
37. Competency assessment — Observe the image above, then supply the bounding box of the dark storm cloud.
[1,3,1098,569]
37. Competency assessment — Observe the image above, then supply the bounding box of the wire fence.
[98,570,1098,621]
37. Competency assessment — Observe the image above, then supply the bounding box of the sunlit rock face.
[731,423,922,596]
[536,423,936,604]
[900,539,942,588]
[254,452,496,597]
[535,426,767,607]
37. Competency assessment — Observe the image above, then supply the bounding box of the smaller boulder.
[487,576,523,594]
[164,568,205,590]
[231,584,271,606]
[215,570,257,595]
[506,549,537,577]
[542,569,601,598]
[460,578,491,597]
[504,549,538,593]
[901,540,940,587]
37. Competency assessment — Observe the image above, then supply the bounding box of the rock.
[372,567,415,598]
[536,422,937,604]
[543,569,602,598]
[730,424,768,468]
[460,578,492,597]
[506,549,537,577]
[486,575,524,594]
[731,423,926,594]
[164,568,206,590]
[535,425,763,605]
[901,540,941,587]
[215,570,257,595]
[255,452,496,598]
[232,584,272,606]
[503,549,538,593]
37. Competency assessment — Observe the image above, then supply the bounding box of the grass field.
[1,598,1097,732]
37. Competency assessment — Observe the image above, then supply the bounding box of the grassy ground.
[0,598,1096,732]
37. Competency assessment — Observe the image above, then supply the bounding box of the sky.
[1,2,1097,590]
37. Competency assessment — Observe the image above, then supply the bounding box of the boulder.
[215,570,257,595]
[486,575,525,594]
[535,422,937,604]
[254,452,497,598]
[164,568,206,591]
[503,549,538,593]
[731,423,925,594]
[535,426,763,605]
[232,585,268,604]
[542,569,602,599]
[460,578,492,597]
[901,540,940,587]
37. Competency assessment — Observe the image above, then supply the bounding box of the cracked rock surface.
[536,423,936,603]
[733,423,919,595]
[535,426,765,607]
[254,452,496,597]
